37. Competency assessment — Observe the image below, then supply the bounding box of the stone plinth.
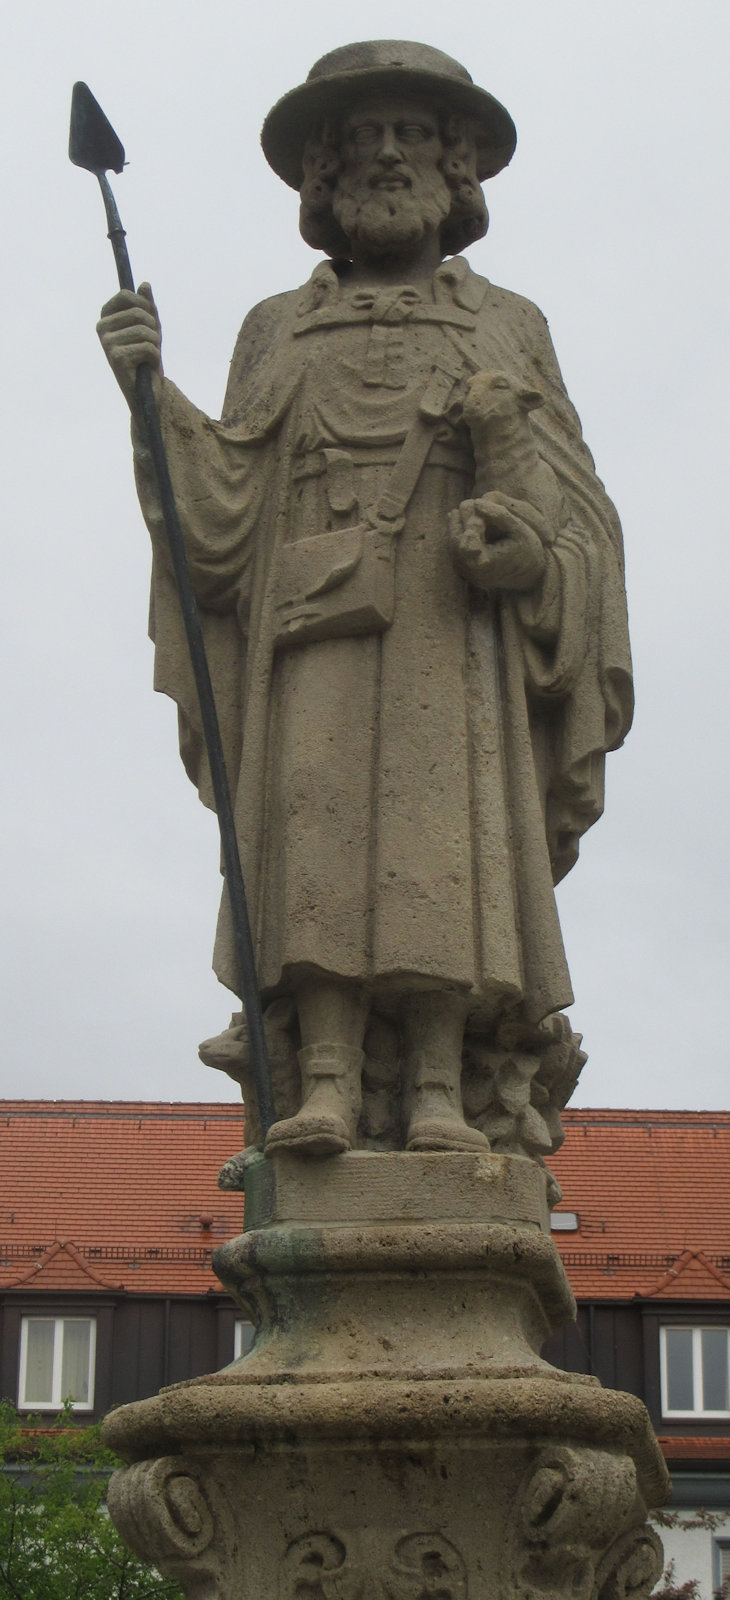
[104,1153,668,1598]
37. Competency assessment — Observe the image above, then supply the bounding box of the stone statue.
[98,47,668,1599]
[98,40,632,1162]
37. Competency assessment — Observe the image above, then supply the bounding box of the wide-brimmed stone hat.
[261,40,516,189]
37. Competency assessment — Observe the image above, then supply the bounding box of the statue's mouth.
[370,173,411,191]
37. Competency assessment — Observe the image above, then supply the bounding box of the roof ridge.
[0,1100,241,1112]
[638,1248,730,1300]
[2,1099,729,1114]
[564,1109,730,1121]
[1,1239,124,1291]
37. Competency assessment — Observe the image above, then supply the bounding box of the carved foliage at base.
[209,1000,584,1173]
[281,1530,468,1600]
[461,1012,586,1169]
[510,1447,662,1600]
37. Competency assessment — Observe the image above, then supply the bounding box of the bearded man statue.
[97,42,632,1160]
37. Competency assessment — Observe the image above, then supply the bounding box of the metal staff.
[69,82,275,1139]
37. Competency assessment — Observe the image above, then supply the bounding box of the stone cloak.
[133,256,632,1029]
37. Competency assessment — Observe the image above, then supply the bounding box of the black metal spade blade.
[69,82,125,174]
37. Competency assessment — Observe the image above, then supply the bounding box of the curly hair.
[300,111,489,258]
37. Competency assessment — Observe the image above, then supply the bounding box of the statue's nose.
[375,126,403,163]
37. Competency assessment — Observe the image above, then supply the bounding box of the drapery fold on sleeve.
[133,379,268,810]
[508,305,633,884]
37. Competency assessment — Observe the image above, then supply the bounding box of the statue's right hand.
[96,283,162,409]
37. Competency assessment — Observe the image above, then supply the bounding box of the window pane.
[665,1328,694,1410]
[61,1321,91,1404]
[234,1320,255,1359]
[23,1320,55,1404]
[702,1330,729,1411]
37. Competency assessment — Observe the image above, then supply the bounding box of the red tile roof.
[550,1110,730,1300]
[0,1101,244,1294]
[3,1103,729,1305]
[642,1250,730,1300]
[4,1239,124,1292]
[657,1438,730,1462]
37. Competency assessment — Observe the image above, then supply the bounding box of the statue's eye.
[492,378,510,389]
[350,124,379,145]
[399,123,435,142]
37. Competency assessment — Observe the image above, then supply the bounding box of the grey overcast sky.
[1,0,728,1108]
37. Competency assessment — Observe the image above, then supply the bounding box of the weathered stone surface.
[108,1434,665,1600]
[97,36,632,1161]
[241,1148,551,1229]
[96,37,658,1600]
[104,1154,668,1596]
[207,1008,585,1170]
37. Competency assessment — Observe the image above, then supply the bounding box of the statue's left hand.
[449,492,547,593]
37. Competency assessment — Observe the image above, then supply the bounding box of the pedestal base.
[104,1153,668,1599]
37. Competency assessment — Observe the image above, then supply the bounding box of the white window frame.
[18,1316,96,1412]
[233,1319,255,1360]
[660,1325,730,1419]
[713,1539,730,1594]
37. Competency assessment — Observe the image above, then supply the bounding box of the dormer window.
[660,1325,730,1418]
[550,1211,579,1231]
[18,1316,96,1412]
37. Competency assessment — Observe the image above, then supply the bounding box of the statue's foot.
[405,1081,490,1153]
[263,1042,363,1158]
[264,1109,351,1158]
[406,1116,490,1153]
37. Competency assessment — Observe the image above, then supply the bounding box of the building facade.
[2,1102,729,1591]
[0,1101,249,1424]
[547,1109,730,1596]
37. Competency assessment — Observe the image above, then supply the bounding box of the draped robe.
[133,255,632,1033]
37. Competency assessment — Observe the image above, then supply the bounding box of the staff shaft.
[97,173,275,1140]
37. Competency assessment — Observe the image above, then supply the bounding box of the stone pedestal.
[104,1152,668,1598]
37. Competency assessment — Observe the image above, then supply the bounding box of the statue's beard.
[332,169,452,256]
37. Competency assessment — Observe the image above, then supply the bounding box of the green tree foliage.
[0,1401,183,1599]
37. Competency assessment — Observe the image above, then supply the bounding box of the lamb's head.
[463,370,544,432]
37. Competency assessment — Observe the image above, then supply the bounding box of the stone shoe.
[406,1111,491,1153]
[404,1067,490,1153]
[264,1044,363,1158]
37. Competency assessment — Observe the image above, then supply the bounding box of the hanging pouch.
[274,521,399,647]
[273,360,464,650]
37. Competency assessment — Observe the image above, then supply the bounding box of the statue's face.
[339,100,443,186]
[332,97,452,258]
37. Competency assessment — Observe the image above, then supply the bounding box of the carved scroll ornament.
[281,1528,468,1600]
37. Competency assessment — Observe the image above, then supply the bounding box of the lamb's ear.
[520,387,544,412]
